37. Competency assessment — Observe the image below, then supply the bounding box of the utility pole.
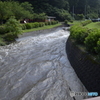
[85,5,86,20]
[73,6,74,20]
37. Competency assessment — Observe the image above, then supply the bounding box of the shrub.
[33,22,39,28]
[0,41,6,46]
[21,24,26,30]
[25,23,32,29]
[0,38,6,46]
[4,32,18,42]
[0,26,6,34]
[56,20,59,23]
[39,22,45,27]
[48,21,51,25]
[45,22,48,25]
[4,16,22,41]
[5,16,22,34]
[70,25,88,44]
[51,21,54,25]
[75,14,84,20]
[30,23,35,28]
[84,29,100,53]
[95,39,100,55]
[64,20,68,24]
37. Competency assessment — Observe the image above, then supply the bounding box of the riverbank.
[0,23,62,46]
[18,23,63,39]
[22,23,62,33]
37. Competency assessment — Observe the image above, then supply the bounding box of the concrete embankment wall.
[66,37,100,96]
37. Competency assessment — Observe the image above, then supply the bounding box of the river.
[0,27,88,100]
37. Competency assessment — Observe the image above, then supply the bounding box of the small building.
[20,16,56,23]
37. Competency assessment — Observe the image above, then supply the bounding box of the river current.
[0,27,87,100]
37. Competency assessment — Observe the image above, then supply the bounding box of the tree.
[4,16,22,42]
[21,2,34,13]
[75,14,84,20]
[33,13,47,21]
[0,1,13,24]
[0,1,33,24]
[10,1,33,20]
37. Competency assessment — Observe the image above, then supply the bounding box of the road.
[0,27,87,100]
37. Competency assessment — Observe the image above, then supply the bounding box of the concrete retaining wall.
[66,37,100,96]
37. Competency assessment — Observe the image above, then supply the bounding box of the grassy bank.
[85,22,100,29]
[68,20,85,25]
[70,20,100,29]
[23,23,61,33]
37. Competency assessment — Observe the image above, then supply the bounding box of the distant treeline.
[6,0,100,19]
[0,0,100,23]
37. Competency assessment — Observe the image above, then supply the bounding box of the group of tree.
[0,1,47,24]
[13,0,100,20]
[1,0,100,22]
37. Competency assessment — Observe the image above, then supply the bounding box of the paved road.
[0,27,87,100]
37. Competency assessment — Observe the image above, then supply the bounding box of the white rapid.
[0,27,87,100]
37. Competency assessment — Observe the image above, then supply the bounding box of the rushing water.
[0,27,88,100]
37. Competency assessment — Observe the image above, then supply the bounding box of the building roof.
[47,16,56,19]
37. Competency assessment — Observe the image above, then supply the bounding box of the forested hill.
[1,0,100,20]
[13,0,100,19]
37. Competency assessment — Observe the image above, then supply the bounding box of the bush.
[95,39,100,55]
[51,21,54,25]
[0,41,6,46]
[56,20,59,24]
[75,14,84,20]
[4,16,22,41]
[45,22,48,25]
[70,25,89,44]
[25,23,32,29]
[81,20,92,26]
[33,22,39,28]
[84,29,100,53]
[69,20,73,23]
[48,21,51,25]
[4,32,18,42]
[64,20,68,24]
[45,21,58,26]
[0,38,6,46]
[39,22,45,27]
[21,24,26,30]
[0,26,6,34]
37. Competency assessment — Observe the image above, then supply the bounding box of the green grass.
[23,23,62,33]
[85,22,100,29]
[68,20,83,25]
[69,20,100,29]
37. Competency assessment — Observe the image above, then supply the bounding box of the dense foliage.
[95,39,100,55]
[23,21,59,30]
[84,29,100,53]
[0,1,33,24]
[8,0,100,20]
[70,25,88,44]
[4,16,22,42]
[70,21,100,56]
[1,0,100,22]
